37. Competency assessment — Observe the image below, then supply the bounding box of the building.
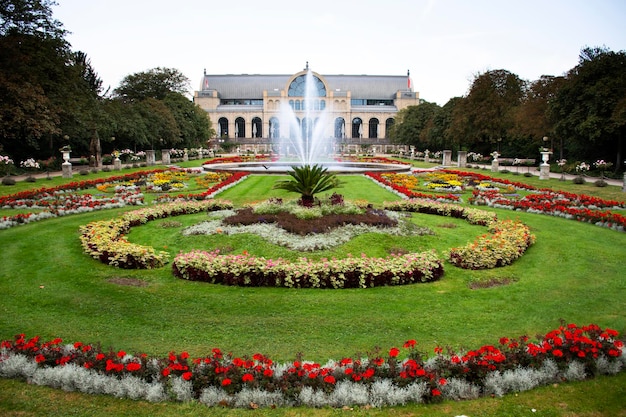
[193,64,419,153]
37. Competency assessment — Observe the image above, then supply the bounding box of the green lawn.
[0,165,625,415]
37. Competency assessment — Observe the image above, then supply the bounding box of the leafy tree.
[511,75,566,158]
[273,164,343,206]
[551,46,626,170]
[432,97,464,152]
[389,101,440,149]
[114,67,190,101]
[461,69,527,154]
[163,92,213,148]
[0,0,66,39]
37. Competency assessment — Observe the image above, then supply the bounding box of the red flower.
[323,375,336,384]
[35,354,46,363]
[126,362,141,372]
[182,371,193,381]
[221,378,232,386]
[403,339,417,349]
[117,350,126,358]
[432,388,441,396]
[552,349,563,357]
[242,373,254,382]
[263,368,273,377]
[95,353,105,361]
[389,347,400,358]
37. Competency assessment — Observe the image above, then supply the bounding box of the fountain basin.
[202,161,412,174]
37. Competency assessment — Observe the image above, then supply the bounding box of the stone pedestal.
[424,150,430,163]
[146,150,156,166]
[62,162,72,178]
[622,172,626,192]
[457,151,467,168]
[183,149,189,162]
[113,158,122,171]
[442,150,452,166]
[162,149,171,165]
[539,151,552,180]
[491,160,499,173]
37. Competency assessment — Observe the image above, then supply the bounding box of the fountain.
[204,66,410,174]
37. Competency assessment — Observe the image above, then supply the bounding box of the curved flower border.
[1,323,623,408]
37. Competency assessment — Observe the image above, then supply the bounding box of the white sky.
[53,0,626,106]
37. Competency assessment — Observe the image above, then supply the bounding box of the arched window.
[334,118,345,138]
[295,100,301,111]
[235,117,245,138]
[269,117,280,139]
[287,74,326,97]
[369,118,379,139]
[252,117,262,138]
[218,118,228,138]
[289,100,294,110]
[385,118,395,138]
[352,118,363,139]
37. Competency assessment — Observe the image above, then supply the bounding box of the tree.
[0,0,66,39]
[461,69,527,154]
[389,102,440,149]
[513,75,566,157]
[163,92,213,148]
[114,67,190,101]
[273,164,343,206]
[551,46,626,170]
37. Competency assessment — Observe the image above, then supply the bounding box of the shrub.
[24,176,36,183]
[79,169,90,176]
[573,176,586,184]
[1,177,16,186]
[594,179,607,187]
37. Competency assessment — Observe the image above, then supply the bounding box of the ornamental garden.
[0,157,625,413]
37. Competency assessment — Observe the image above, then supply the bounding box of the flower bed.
[172,249,443,289]
[0,170,168,230]
[79,200,233,269]
[448,220,535,269]
[1,323,623,408]
[365,172,461,203]
[382,199,534,269]
[470,188,626,231]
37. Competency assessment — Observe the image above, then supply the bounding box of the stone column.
[424,150,430,163]
[183,148,189,162]
[491,152,499,173]
[539,151,552,180]
[442,150,452,166]
[146,150,156,166]
[61,150,72,178]
[457,151,467,168]
[162,149,171,165]
[113,156,122,171]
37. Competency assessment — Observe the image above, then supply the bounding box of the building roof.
[200,74,412,100]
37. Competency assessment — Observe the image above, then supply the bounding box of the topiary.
[1,176,16,185]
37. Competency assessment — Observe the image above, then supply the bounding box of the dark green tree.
[114,67,190,101]
[461,69,527,154]
[163,92,213,148]
[551,46,626,170]
[389,101,441,149]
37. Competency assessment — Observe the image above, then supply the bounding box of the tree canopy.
[0,0,211,163]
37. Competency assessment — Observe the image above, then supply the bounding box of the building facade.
[193,66,419,153]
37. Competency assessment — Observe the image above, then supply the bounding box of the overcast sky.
[53,0,626,105]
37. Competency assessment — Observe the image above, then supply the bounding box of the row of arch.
[216,117,395,139]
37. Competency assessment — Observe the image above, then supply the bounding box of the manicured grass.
[1,372,625,416]
[1,164,625,415]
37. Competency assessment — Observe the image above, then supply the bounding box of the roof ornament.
[305,61,309,71]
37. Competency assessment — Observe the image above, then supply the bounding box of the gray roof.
[200,74,410,100]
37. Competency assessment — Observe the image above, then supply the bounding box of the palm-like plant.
[273,164,343,206]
